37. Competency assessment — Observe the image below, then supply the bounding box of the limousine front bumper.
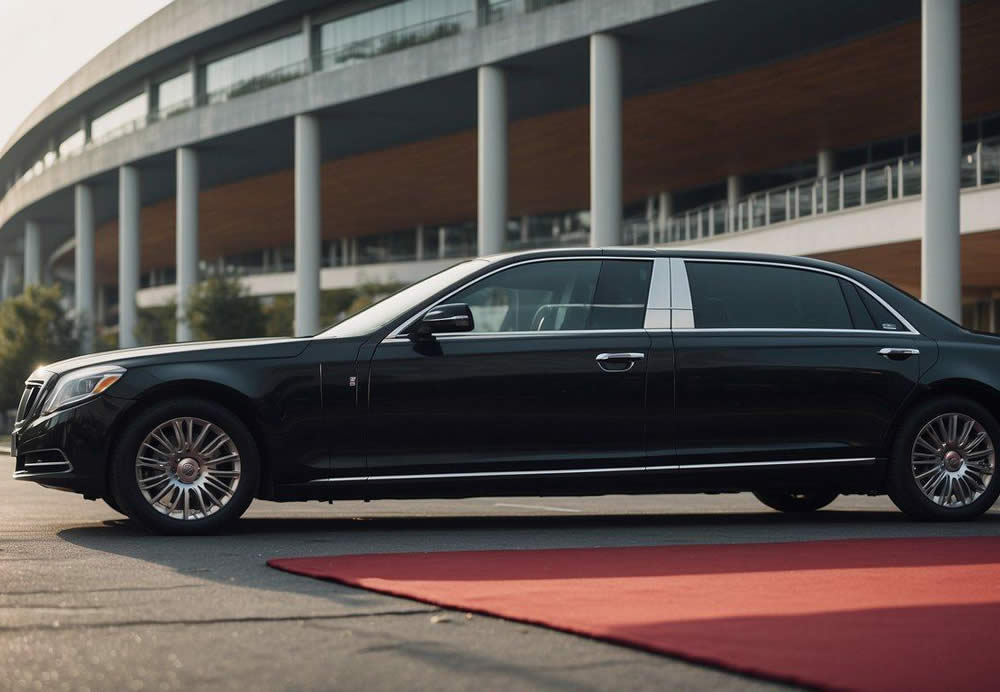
[12,394,135,498]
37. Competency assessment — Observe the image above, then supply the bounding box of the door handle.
[595,352,645,373]
[878,347,920,360]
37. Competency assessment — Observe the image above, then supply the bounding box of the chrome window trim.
[305,456,877,484]
[646,258,671,310]
[674,258,920,335]
[669,258,692,310]
[666,328,918,335]
[383,255,656,342]
[380,328,650,342]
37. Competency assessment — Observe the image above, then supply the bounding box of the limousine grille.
[15,371,54,425]
[15,383,42,424]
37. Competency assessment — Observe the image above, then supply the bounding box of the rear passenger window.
[686,262,853,329]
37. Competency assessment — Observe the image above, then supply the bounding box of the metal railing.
[623,136,1000,246]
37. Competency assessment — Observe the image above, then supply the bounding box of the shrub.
[184,276,267,341]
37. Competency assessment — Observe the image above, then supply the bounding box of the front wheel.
[753,489,839,513]
[887,397,999,521]
[110,398,259,534]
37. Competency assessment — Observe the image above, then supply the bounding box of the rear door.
[671,259,921,467]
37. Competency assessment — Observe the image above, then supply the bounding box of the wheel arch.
[105,379,276,500]
[880,378,1000,485]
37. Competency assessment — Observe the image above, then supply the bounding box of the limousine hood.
[38,337,313,376]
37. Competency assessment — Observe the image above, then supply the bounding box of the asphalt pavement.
[4,454,1000,691]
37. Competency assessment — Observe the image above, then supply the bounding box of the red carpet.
[269,537,1000,691]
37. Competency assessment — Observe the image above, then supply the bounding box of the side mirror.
[410,303,475,340]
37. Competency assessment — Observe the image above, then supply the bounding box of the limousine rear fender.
[878,342,1000,485]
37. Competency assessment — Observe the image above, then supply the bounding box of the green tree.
[264,295,294,337]
[184,276,267,341]
[136,302,177,346]
[262,281,408,337]
[0,285,78,411]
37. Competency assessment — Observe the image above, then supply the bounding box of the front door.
[365,257,653,478]
[671,259,921,465]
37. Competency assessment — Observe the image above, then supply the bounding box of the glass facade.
[90,92,148,142]
[157,71,194,116]
[318,0,477,70]
[204,33,306,102]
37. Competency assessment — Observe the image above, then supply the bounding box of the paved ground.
[4,456,1000,692]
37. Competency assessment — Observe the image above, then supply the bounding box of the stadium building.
[1,0,998,351]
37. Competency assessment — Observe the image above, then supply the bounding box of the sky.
[0,0,174,149]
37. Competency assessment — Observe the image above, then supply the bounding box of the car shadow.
[57,508,1000,589]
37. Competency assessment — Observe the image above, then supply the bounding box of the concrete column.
[2,256,17,301]
[921,0,962,321]
[438,227,447,259]
[478,65,507,256]
[144,79,158,120]
[74,184,96,353]
[590,34,623,247]
[24,220,43,288]
[294,114,321,336]
[415,225,425,261]
[188,57,199,100]
[657,191,672,241]
[118,165,141,348]
[303,15,319,71]
[340,237,349,266]
[817,148,835,179]
[80,115,91,145]
[176,147,199,342]
[726,175,742,231]
[726,175,742,207]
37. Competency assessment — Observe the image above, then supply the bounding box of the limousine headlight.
[41,365,126,414]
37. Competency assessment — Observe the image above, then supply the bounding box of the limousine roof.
[484,246,857,274]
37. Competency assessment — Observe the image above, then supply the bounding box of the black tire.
[887,396,1000,521]
[753,489,839,513]
[102,495,125,515]
[110,397,259,535]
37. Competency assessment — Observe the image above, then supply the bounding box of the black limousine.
[12,249,999,533]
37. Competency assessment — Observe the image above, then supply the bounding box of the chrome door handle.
[595,353,645,361]
[595,352,644,373]
[878,347,920,360]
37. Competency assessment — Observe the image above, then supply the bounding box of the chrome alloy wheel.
[911,412,996,508]
[134,417,242,521]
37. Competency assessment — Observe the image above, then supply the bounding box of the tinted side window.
[687,262,853,329]
[588,260,652,330]
[840,280,876,329]
[450,260,601,332]
[860,290,904,331]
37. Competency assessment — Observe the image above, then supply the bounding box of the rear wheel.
[887,397,999,521]
[102,495,124,515]
[111,398,259,534]
[753,489,839,513]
